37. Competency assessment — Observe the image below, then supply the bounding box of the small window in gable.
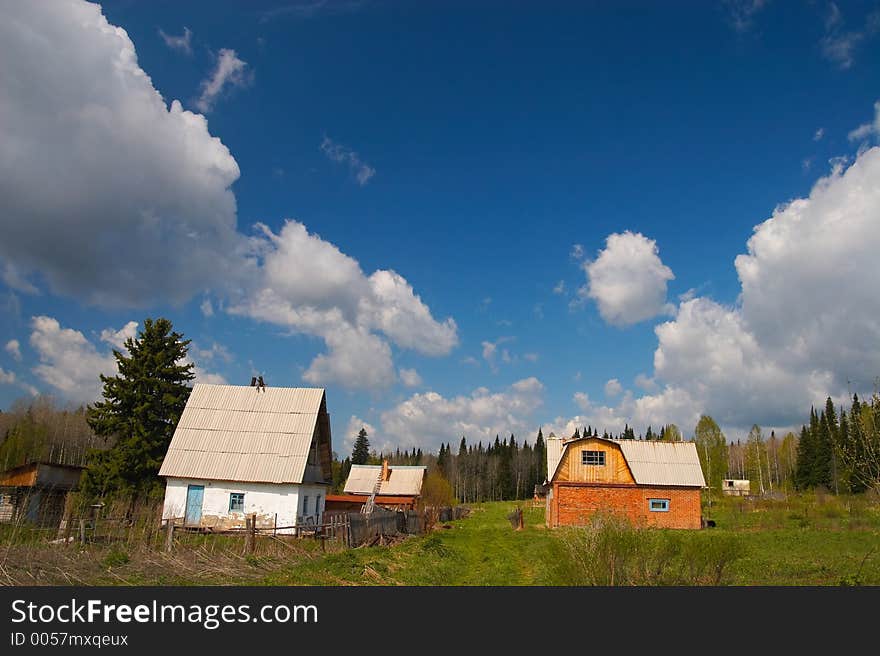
[649,498,669,512]
[581,450,606,466]
[229,493,244,512]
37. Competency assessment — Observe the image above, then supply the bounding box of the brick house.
[545,435,706,529]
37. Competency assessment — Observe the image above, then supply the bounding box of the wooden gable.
[552,437,635,485]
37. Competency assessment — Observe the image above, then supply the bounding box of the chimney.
[257,375,265,391]
[381,459,390,482]
[250,376,257,387]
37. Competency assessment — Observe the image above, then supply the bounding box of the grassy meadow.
[1,492,878,586]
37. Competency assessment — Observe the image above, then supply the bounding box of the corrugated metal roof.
[617,440,706,487]
[343,464,426,496]
[546,436,564,483]
[158,383,326,484]
[554,437,706,487]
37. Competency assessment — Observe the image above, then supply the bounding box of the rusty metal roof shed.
[158,383,331,485]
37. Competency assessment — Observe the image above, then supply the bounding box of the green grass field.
[3,493,878,585]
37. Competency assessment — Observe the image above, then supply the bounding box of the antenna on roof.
[257,375,266,391]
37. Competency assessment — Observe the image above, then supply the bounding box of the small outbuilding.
[325,461,425,514]
[0,461,84,527]
[722,479,751,496]
[545,435,707,529]
[158,382,333,533]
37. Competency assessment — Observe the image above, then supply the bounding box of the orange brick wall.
[550,483,702,529]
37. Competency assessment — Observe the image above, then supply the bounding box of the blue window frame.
[229,492,244,512]
[648,498,669,512]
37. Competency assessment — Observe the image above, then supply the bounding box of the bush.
[551,512,747,586]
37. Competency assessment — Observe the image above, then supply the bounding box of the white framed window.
[229,492,244,512]
[649,498,669,512]
[581,450,606,466]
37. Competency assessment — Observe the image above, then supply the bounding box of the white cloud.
[0,367,16,385]
[570,244,585,260]
[5,339,21,361]
[200,298,215,317]
[634,373,657,392]
[193,341,234,363]
[99,321,138,351]
[158,26,192,55]
[229,220,457,389]
[553,143,880,439]
[320,136,375,186]
[814,127,825,141]
[28,315,226,404]
[0,1,244,307]
[399,368,422,387]
[380,377,544,452]
[604,378,623,398]
[847,100,880,142]
[553,280,566,295]
[0,2,456,393]
[196,48,252,113]
[820,6,880,69]
[523,352,539,363]
[29,316,119,404]
[578,231,675,327]
[573,392,591,412]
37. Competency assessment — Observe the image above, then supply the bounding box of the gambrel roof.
[550,436,706,487]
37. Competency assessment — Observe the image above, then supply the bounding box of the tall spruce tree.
[81,318,194,499]
[351,427,370,465]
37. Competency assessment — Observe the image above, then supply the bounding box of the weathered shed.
[326,461,426,513]
[158,382,333,533]
[0,462,84,527]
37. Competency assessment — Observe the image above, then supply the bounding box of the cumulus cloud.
[604,378,623,398]
[5,339,21,361]
[814,127,825,141]
[320,136,375,186]
[158,26,192,55]
[0,0,244,307]
[379,377,544,452]
[0,2,456,393]
[99,321,139,351]
[578,231,675,326]
[554,143,880,439]
[200,299,215,317]
[0,367,16,385]
[399,368,422,387]
[229,221,457,389]
[570,244,585,260]
[29,316,119,404]
[195,48,252,113]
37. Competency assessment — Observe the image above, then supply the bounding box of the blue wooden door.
[185,485,204,526]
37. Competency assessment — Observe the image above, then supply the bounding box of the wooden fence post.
[79,518,86,544]
[164,518,174,553]
[245,513,256,555]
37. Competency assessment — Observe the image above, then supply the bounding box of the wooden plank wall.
[554,439,635,485]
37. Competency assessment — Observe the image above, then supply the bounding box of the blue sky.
[2,0,880,455]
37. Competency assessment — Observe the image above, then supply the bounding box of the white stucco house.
[158,382,333,534]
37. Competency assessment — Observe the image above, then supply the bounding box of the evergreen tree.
[645,426,654,441]
[535,428,546,483]
[351,427,370,465]
[81,318,194,499]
